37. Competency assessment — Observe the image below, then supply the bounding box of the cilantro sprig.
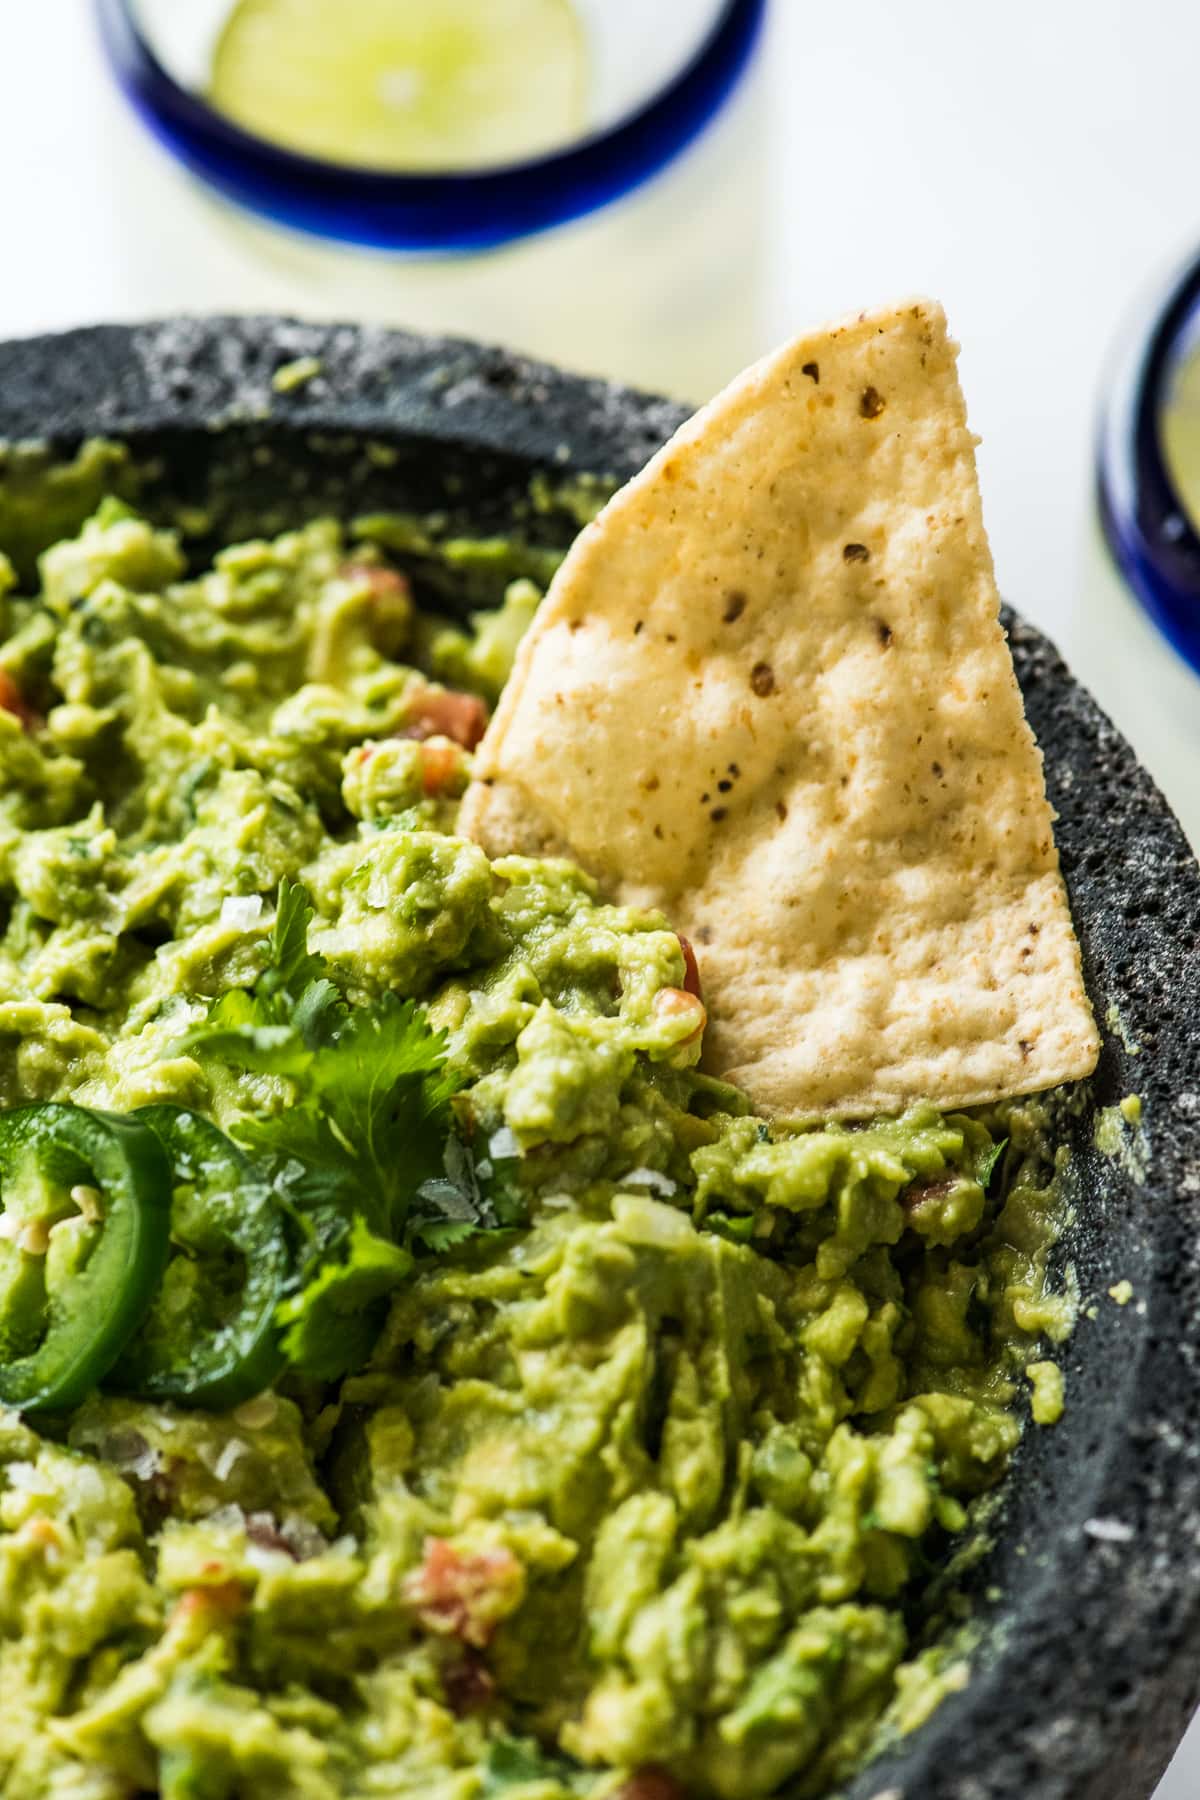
[183,880,458,1239]
[230,990,462,1237]
[178,879,516,1379]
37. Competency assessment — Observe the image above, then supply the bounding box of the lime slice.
[209,0,588,172]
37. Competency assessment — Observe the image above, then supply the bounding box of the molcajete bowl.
[0,315,1198,1800]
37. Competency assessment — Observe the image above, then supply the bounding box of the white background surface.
[2,3,1200,1793]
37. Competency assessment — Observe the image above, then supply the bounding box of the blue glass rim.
[95,0,766,253]
[1097,243,1200,681]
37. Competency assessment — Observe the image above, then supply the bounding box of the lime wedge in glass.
[209,0,589,171]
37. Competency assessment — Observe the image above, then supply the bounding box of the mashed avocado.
[0,499,1075,1799]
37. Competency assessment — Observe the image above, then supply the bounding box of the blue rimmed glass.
[1097,246,1200,681]
[95,0,767,253]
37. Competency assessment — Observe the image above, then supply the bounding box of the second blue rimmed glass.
[1089,247,1200,849]
[1098,246,1200,681]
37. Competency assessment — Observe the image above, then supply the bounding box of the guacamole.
[0,500,1075,1799]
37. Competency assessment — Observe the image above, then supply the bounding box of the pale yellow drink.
[1162,336,1200,526]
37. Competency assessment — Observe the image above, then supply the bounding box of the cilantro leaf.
[262,877,332,1009]
[290,975,342,1047]
[977,1137,1008,1190]
[412,1129,527,1246]
[234,994,459,1240]
[276,1216,412,1380]
[179,989,315,1079]
[412,1217,480,1253]
[480,1736,583,1795]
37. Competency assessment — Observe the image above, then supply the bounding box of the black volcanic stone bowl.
[1,316,1199,1800]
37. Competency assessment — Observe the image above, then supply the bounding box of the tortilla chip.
[460,300,1099,1119]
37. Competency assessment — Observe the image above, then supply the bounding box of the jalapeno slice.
[107,1106,290,1411]
[0,1104,172,1413]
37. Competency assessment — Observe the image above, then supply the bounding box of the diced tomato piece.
[613,1769,686,1800]
[339,562,409,602]
[175,1579,247,1623]
[403,1537,523,1648]
[402,687,489,751]
[677,935,702,999]
[0,671,39,732]
[420,737,467,799]
[20,1516,64,1555]
[653,987,707,1046]
[337,562,412,655]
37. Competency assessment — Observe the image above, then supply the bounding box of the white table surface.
[3,3,1200,1793]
